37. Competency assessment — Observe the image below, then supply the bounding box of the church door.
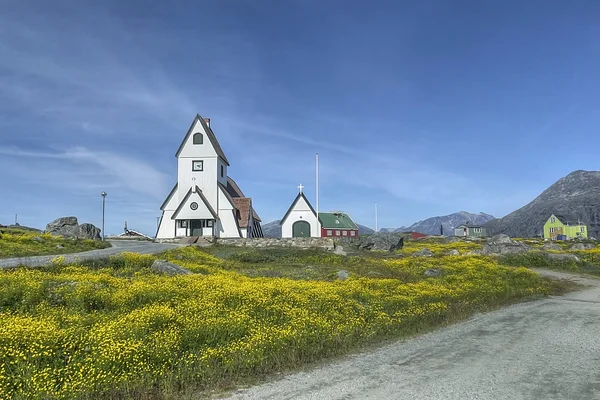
[190,220,203,236]
[292,221,311,237]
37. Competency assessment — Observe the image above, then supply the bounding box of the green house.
[453,223,487,238]
[543,214,587,240]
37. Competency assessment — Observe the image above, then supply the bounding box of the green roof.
[318,212,358,229]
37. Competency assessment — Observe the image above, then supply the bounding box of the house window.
[193,133,203,144]
[179,220,188,228]
[342,231,348,236]
[551,217,556,223]
[192,160,203,171]
[327,230,332,236]
[350,231,356,237]
[221,165,224,177]
[336,230,341,236]
[581,227,585,232]
[550,227,555,233]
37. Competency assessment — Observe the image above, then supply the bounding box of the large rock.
[413,248,434,257]
[45,217,101,240]
[355,232,405,252]
[570,243,595,251]
[150,260,193,276]
[542,243,563,251]
[546,253,581,263]
[482,234,531,255]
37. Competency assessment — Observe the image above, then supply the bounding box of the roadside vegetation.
[0,228,110,259]
[0,244,570,399]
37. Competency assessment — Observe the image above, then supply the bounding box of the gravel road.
[0,240,183,269]
[225,270,600,400]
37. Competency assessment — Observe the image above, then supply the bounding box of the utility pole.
[101,192,107,241]
[375,203,378,233]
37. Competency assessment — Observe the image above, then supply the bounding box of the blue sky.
[1,0,600,235]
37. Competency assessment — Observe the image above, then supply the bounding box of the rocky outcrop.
[150,260,193,276]
[484,170,600,238]
[482,234,531,255]
[545,253,581,263]
[413,248,434,257]
[542,243,562,251]
[570,243,595,251]
[353,232,405,252]
[45,217,101,240]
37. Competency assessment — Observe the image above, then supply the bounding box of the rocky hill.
[398,211,496,236]
[261,220,282,238]
[357,224,375,236]
[484,170,600,238]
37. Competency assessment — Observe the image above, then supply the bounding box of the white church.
[156,115,263,239]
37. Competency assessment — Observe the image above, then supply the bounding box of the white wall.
[173,190,216,220]
[156,210,176,239]
[281,196,321,238]
[240,228,248,238]
[216,188,241,238]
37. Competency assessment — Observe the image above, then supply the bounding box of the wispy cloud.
[0,146,169,199]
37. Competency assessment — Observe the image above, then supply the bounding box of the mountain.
[379,227,404,233]
[357,224,375,235]
[261,220,282,238]
[398,211,496,236]
[484,170,600,238]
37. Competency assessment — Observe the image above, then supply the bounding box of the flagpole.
[316,152,320,236]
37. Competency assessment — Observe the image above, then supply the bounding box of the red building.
[402,231,428,240]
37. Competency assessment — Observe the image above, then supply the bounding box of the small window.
[581,227,585,232]
[336,230,341,236]
[342,231,348,236]
[350,231,356,237]
[193,133,203,144]
[221,165,224,177]
[327,230,332,236]
[192,160,203,171]
[207,220,213,227]
[551,217,556,223]
[179,220,188,228]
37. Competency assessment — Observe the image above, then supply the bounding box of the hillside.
[398,211,496,236]
[484,170,600,238]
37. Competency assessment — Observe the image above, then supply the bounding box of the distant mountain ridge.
[395,211,495,236]
[484,170,600,238]
[261,211,495,238]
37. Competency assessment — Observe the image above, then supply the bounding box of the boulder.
[442,236,463,244]
[482,235,530,255]
[542,243,563,251]
[150,260,193,276]
[45,217,101,240]
[424,268,442,277]
[546,253,580,263]
[570,243,595,251]
[356,232,405,252]
[336,270,349,281]
[413,248,434,257]
[447,249,460,256]
[32,236,45,243]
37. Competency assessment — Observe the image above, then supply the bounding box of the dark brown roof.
[175,114,230,166]
[226,177,245,198]
[232,198,252,228]
[252,209,261,222]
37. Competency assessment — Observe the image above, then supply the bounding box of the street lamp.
[101,192,107,241]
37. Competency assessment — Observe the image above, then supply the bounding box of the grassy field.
[0,228,110,259]
[0,243,571,399]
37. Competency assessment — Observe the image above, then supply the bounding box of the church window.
[336,230,341,236]
[179,220,188,228]
[327,230,332,236]
[193,133,203,144]
[350,231,356,237]
[221,165,224,177]
[342,230,348,236]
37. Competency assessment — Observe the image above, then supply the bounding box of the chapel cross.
[298,183,304,193]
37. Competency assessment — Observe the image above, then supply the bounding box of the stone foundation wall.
[216,237,336,249]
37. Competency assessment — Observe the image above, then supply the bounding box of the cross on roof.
[298,184,304,193]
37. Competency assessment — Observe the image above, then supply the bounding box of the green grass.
[0,228,111,259]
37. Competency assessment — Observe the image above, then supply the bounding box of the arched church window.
[193,133,203,144]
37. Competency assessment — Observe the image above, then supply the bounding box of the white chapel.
[156,115,263,239]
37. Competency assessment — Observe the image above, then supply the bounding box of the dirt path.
[0,240,183,269]
[224,270,600,400]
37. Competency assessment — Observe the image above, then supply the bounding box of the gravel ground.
[0,240,183,268]
[224,270,600,400]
